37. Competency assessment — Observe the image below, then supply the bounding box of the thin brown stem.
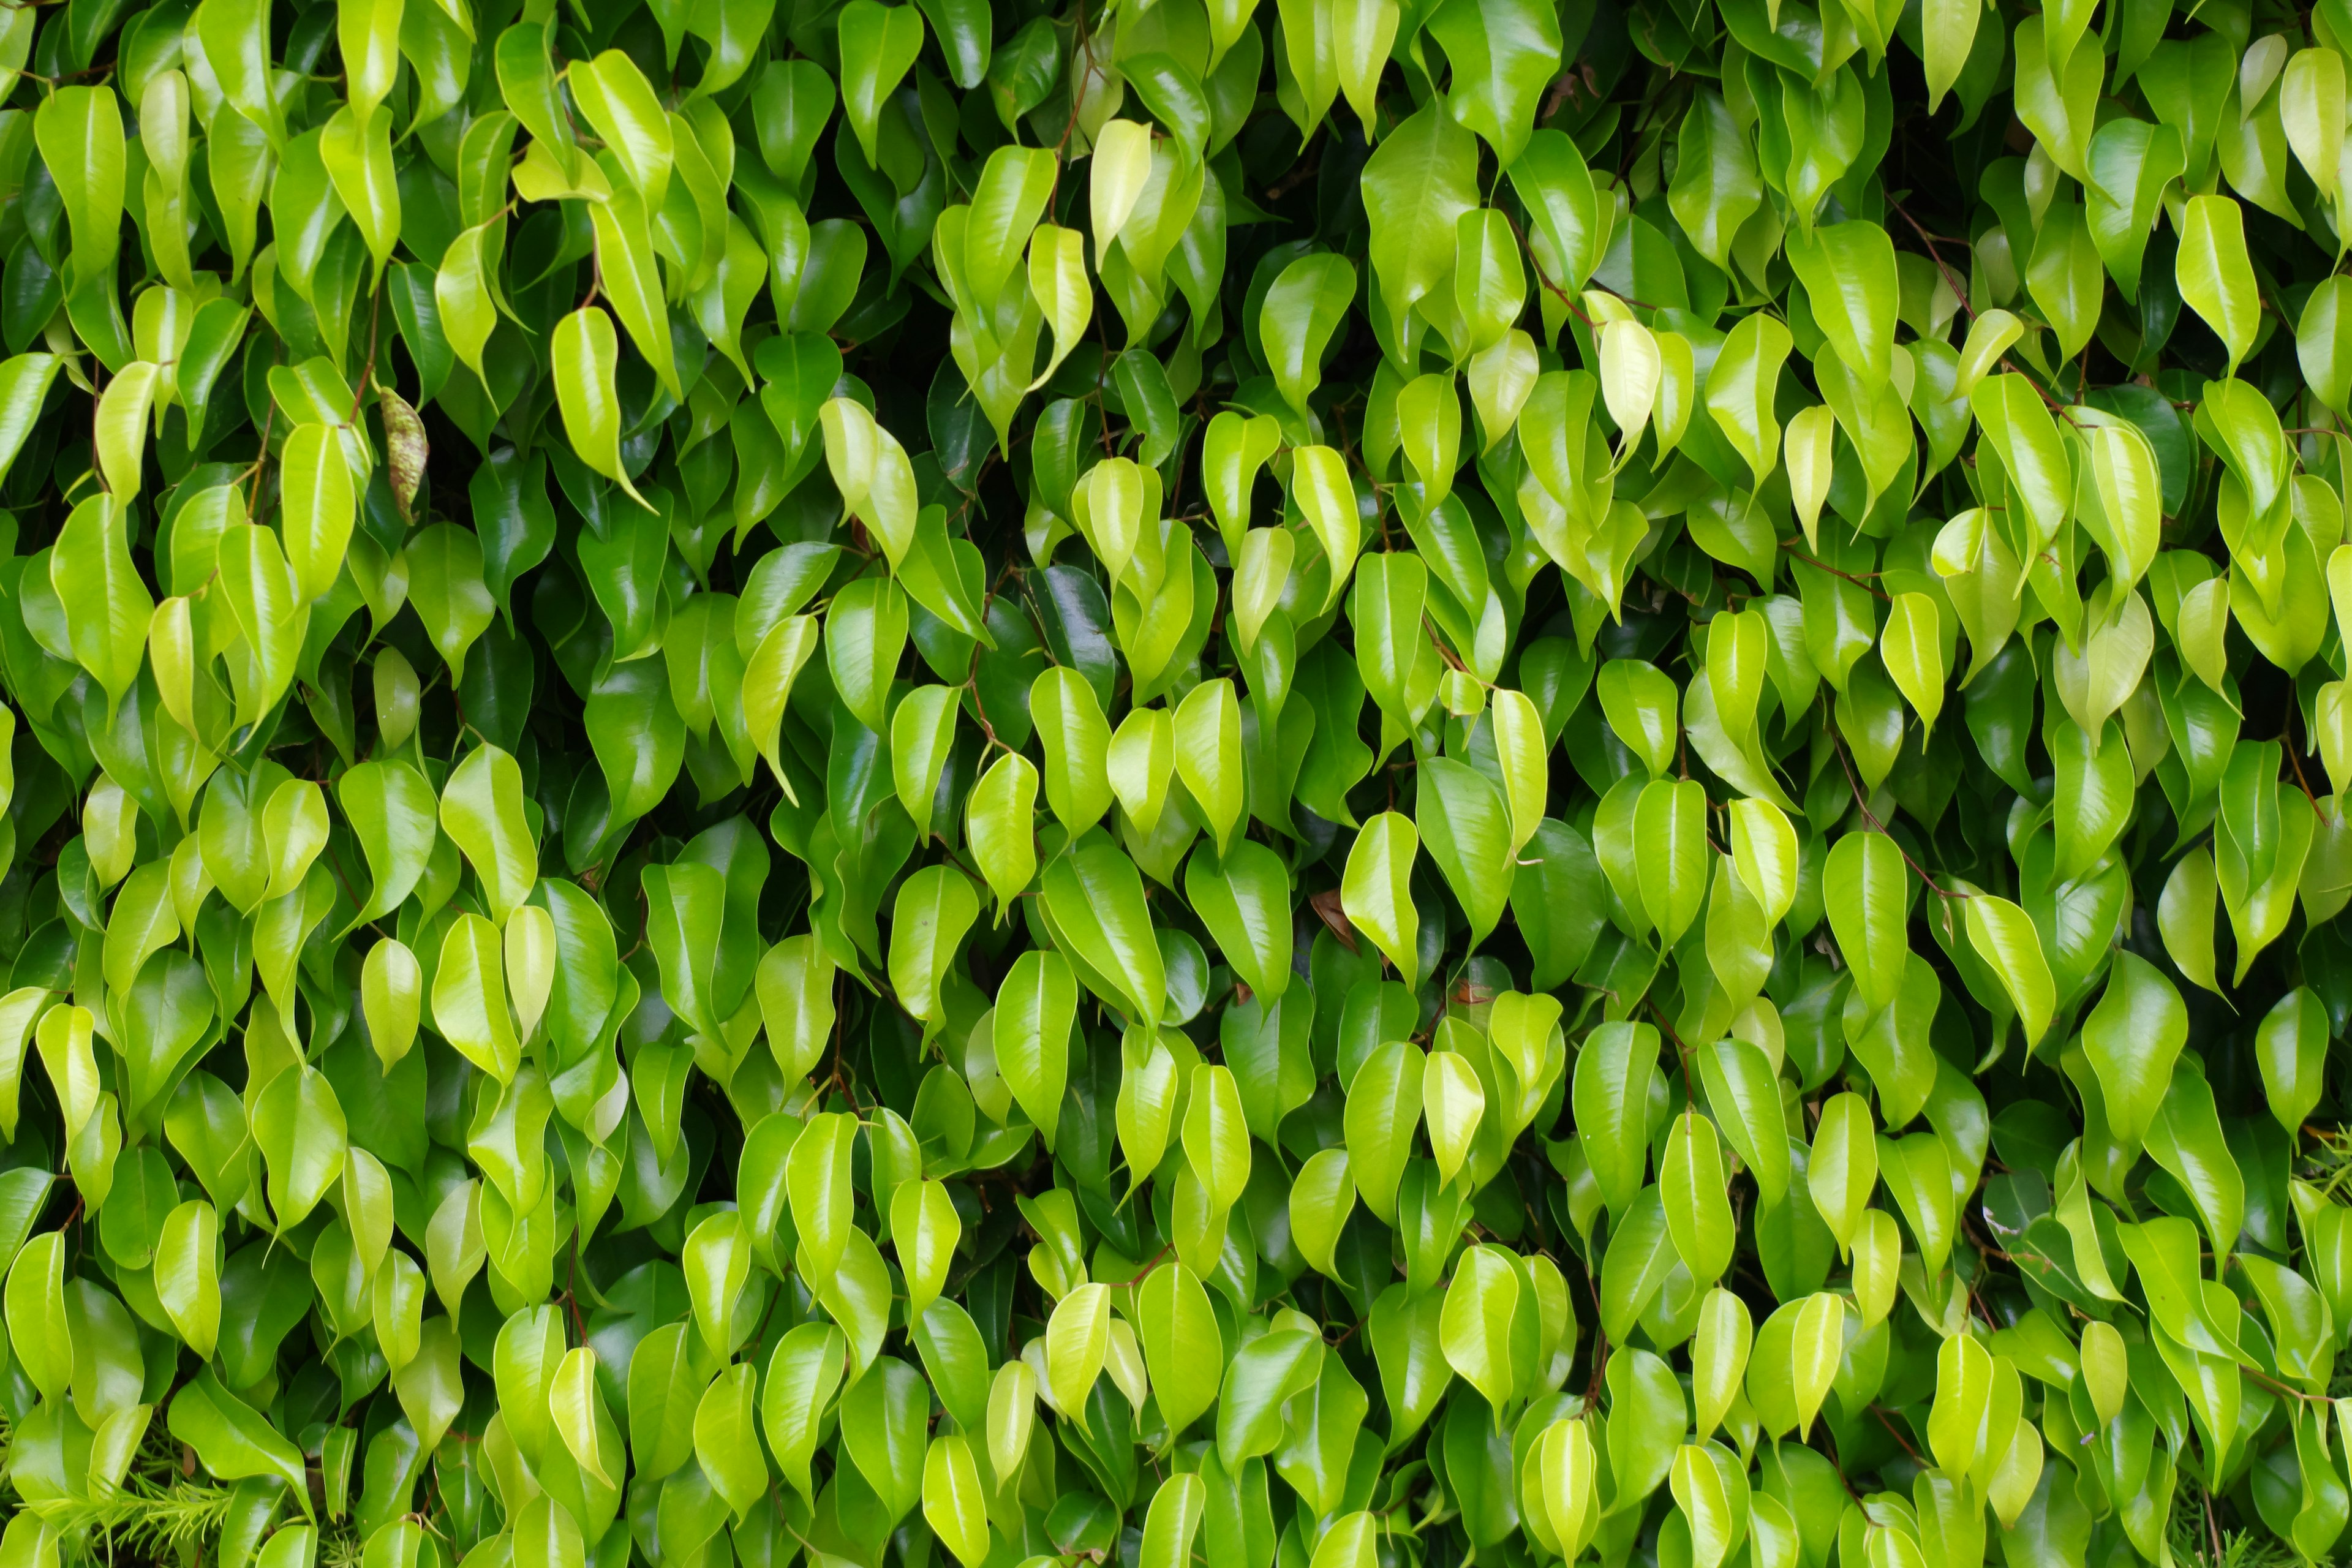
[1498,208,1597,332]
[1890,199,1977,326]
[1781,540,1893,602]
[349,283,385,422]
[1830,722,1964,900]
[1870,1404,1926,1465]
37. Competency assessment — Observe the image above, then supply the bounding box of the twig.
[1044,1,1101,209]
[348,284,385,422]
[1498,208,1598,331]
[1782,541,1893,602]
[1870,1404,1926,1464]
[1265,142,1322,201]
[1098,1244,1174,1287]
[247,344,284,516]
[564,1226,588,1344]
[1890,198,1978,325]
[1830,723,1964,900]
[2283,715,2326,814]
[2238,1359,2334,1406]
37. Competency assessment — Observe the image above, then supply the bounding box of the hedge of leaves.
[9,0,2352,1566]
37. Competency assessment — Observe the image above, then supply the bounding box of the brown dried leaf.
[381,389,428,522]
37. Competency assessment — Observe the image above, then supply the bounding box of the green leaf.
[788,1110,858,1278]
[1785,222,1898,391]
[1041,841,1164,1024]
[405,524,496,684]
[547,1344,614,1487]
[837,1,927,168]
[1806,1092,1877,1256]
[1138,1261,1222,1437]
[156,1199,220,1358]
[1185,840,1294,1005]
[1697,1037,1790,1207]
[317,102,400,279]
[94,363,157,502]
[1879,594,1946,733]
[6,1228,68,1400]
[251,1065,345,1232]
[827,576,909,734]
[1660,1110,1735,1286]
[1030,666,1113,833]
[1182,1061,1251,1210]
[888,865,980,1030]
[2078,951,2188,1150]
[51,496,153,718]
[1343,1039,1426,1224]
[922,1433,990,1568]
[1216,1328,1321,1468]
[551,307,646,503]
[1439,1245,1521,1412]
[1633,778,1708,949]
[1822,832,1911,1013]
[1140,1474,1208,1568]
[432,913,519,1084]
[1573,1020,1660,1218]
[571,51,673,210]
[968,752,1041,915]
[1668,92,1762,272]
[0,355,63,491]
[2177,194,2260,372]
[439,743,536,925]
[684,1209,754,1360]
[2143,1062,2244,1256]
[167,1370,312,1515]
[35,86,126,273]
[763,1324,846,1499]
[361,937,421,1071]
[1962,893,2057,1047]
[1340,812,1422,987]
[990,947,1074,1148]
[1419,758,1518,946]
[1360,104,1480,344]
[1512,132,1613,293]
[2255,986,2328,1136]
[494,21,577,175]
[1261,253,1356,420]
[891,1178,961,1324]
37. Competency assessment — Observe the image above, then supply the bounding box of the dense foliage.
[2,0,2352,1567]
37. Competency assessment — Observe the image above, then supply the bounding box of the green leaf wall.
[0,2,2345,1568]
